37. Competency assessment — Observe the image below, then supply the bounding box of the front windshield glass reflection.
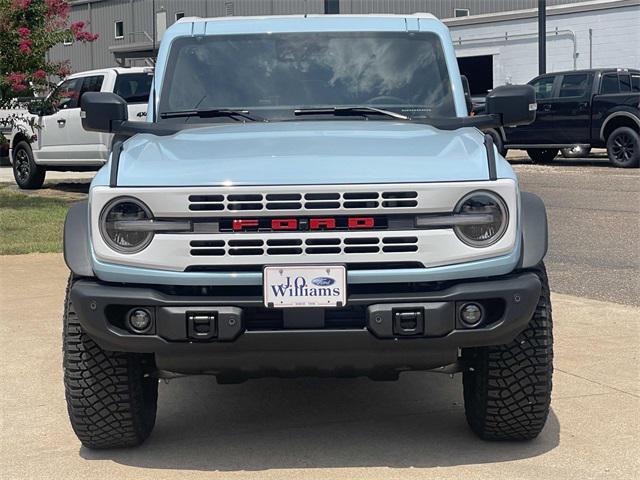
[159,31,455,121]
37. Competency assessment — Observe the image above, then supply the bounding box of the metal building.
[49,0,640,91]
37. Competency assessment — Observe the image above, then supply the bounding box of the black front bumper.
[70,272,541,378]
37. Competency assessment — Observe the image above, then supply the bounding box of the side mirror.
[460,75,473,115]
[80,92,128,133]
[486,84,536,127]
[27,99,56,116]
[27,101,41,116]
[27,100,47,116]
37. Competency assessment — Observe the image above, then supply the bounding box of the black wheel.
[462,263,553,440]
[12,140,46,189]
[560,145,591,159]
[487,129,507,157]
[606,127,639,168]
[527,148,558,164]
[63,276,158,449]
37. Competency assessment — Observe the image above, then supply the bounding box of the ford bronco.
[63,14,552,449]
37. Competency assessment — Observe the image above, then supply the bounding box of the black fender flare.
[519,191,548,268]
[64,201,94,278]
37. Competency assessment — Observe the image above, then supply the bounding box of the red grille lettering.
[309,218,337,230]
[232,219,259,231]
[272,219,298,230]
[348,217,375,229]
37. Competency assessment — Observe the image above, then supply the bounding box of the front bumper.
[70,271,541,379]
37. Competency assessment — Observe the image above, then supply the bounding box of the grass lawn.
[0,188,72,255]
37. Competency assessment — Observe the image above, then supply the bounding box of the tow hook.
[393,309,425,336]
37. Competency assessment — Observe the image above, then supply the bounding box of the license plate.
[263,265,346,308]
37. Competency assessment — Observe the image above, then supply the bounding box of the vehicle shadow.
[508,155,613,168]
[80,373,560,472]
[3,180,90,201]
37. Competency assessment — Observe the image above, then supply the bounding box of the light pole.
[538,0,546,74]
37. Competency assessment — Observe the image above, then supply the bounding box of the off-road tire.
[12,140,46,189]
[63,276,158,449]
[606,126,639,168]
[527,148,558,164]
[462,263,553,440]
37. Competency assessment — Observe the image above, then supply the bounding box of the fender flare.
[599,111,640,142]
[519,191,548,269]
[64,201,94,278]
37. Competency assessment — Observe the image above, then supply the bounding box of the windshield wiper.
[160,109,264,122]
[294,106,410,120]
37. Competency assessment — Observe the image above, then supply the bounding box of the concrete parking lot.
[1,157,639,479]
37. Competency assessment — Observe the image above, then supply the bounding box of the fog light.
[460,303,483,327]
[128,308,151,333]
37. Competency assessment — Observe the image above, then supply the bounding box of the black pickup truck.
[486,68,640,168]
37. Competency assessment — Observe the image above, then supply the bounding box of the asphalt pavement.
[512,157,640,306]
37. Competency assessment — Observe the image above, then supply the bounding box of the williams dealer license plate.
[263,265,347,308]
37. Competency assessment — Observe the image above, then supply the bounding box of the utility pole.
[538,0,546,74]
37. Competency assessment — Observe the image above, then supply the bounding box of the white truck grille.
[89,181,519,272]
[189,236,418,257]
[188,190,418,212]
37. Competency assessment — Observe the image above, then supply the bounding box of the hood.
[114,121,502,187]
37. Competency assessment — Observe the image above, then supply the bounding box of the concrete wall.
[447,1,640,87]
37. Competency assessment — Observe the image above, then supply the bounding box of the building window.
[324,0,339,14]
[114,20,124,39]
[224,2,234,16]
[454,8,470,17]
[175,11,185,21]
[63,38,72,46]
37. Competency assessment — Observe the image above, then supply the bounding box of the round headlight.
[454,191,508,247]
[99,197,153,253]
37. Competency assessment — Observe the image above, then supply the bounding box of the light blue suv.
[62,14,552,448]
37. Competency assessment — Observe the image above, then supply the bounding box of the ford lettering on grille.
[226,216,383,232]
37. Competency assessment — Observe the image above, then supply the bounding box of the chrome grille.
[189,236,418,257]
[188,190,418,212]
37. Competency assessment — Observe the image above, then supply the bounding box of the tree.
[0,0,98,144]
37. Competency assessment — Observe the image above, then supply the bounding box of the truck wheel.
[606,127,639,168]
[527,148,558,164]
[12,140,46,189]
[560,145,591,159]
[462,263,553,440]
[63,276,158,449]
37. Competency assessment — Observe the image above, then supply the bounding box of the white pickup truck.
[9,67,151,189]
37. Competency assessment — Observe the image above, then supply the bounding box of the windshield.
[158,31,455,122]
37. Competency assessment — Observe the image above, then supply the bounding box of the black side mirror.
[27,100,46,116]
[27,99,56,116]
[486,84,536,127]
[460,75,473,115]
[81,92,128,132]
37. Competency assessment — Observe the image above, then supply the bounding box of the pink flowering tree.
[0,0,99,144]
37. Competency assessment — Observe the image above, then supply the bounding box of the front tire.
[63,276,158,449]
[606,127,639,168]
[12,140,46,189]
[462,264,553,440]
[527,148,558,164]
